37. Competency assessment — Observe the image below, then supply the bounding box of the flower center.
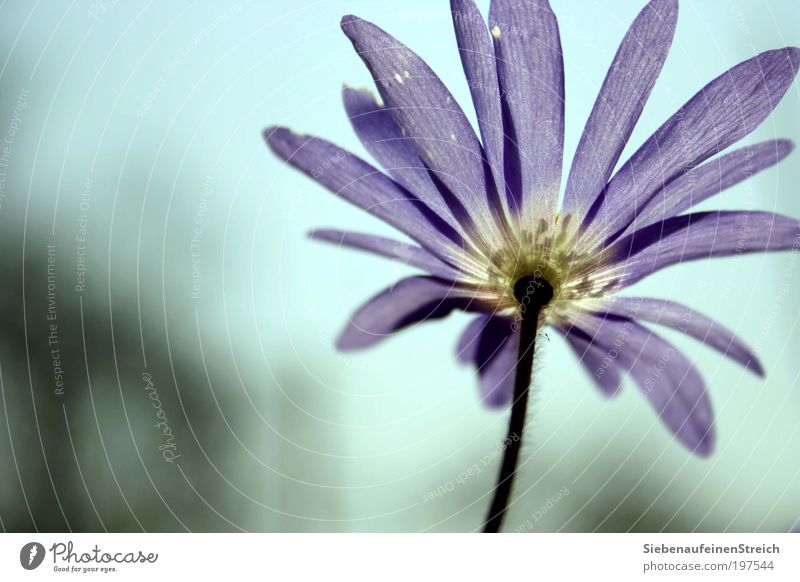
[474,213,620,315]
[513,273,554,306]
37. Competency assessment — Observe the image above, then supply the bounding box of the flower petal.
[342,86,463,233]
[488,0,564,219]
[264,127,473,267]
[557,327,623,396]
[340,15,507,244]
[608,211,800,287]
[582,47,800,245]
[337,276,481,351]
[570,313,715,456]
[562,0,678,223]
[451,0,506,203]
[593,296,764,376]
[309,229,462,279]
[456,314,518,407]
[455,314,488,364]
[621,139,794,236]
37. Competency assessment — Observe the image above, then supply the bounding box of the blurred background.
[0,0,798,532]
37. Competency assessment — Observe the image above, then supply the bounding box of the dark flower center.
[513,274,554,307]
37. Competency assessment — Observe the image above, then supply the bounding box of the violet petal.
[583,47,800,245]
[264,126,469,265]
[562,0,678,224]
[456,314,518,407]
[343,87,464,234]
[489,0,564,218]
[341,15,507,241]
[621,139,794,236]
[451,0,506,203]
[309,229,462,279]
[571,313,715,456]
[337,276,482,351]
[558,327,623,396]
[595,296,764,376]
[609,210,800,287]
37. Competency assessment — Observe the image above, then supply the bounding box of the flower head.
[265,0,800,457]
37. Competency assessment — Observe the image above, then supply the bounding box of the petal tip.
[262,126,287,153]
[750,358,766,378]
[334,329,363,352]
[648,0,679,18]
[263,126,307,159]
[263,125,294,145]
[450,0,476,13]
[481,392,511,409]
[764,46,800,69]
[479,374,514,409]
[262,125,281,141]
[691,432,716,457]
[340,14,363,35]
[780,46,800,72]
[776,138,796,157]
[342,84,375,101]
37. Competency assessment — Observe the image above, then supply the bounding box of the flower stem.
[483,275,552,533]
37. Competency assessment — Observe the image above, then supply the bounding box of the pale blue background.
[0,0,798,532]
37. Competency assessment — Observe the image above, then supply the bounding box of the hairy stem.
[483,274,551,533]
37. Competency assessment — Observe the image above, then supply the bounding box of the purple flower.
[265,0,799,462]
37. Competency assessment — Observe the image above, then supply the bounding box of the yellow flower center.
[472,213,620,318]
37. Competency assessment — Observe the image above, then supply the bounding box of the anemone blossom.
[265,0,800,532]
